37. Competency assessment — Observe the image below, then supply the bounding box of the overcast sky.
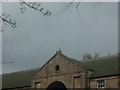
[2,2,118,74]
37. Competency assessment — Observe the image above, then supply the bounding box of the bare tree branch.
[0,13,17,28]
[76,2,81,9]
[57,1,81,15]
[20,0,52,16]
[0,1,52,30]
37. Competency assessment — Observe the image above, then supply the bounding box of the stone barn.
[2,50,120,89]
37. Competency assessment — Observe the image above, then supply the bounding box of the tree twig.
[20,0,52,16]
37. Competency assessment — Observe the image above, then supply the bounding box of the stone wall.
[32,53,88,88]
[90,76,119,88]
[32,72,87,88]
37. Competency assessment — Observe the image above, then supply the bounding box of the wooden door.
[73,76,81,88]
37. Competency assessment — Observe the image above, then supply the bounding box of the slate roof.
[2,69,39,89]
[2,53,119,89]
[60,53,119,78]
[71,54,119,78]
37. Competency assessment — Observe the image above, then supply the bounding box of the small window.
[35,82,41,88]
[55,65,60,71]
[97,80,105,88]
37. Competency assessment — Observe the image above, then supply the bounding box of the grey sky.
[2,2,118,73]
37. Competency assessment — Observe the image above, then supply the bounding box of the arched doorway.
[46,81,67,90]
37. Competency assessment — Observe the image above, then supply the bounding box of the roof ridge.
[2,68,39,75]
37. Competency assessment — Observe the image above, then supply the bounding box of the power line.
[0,61,14,64]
